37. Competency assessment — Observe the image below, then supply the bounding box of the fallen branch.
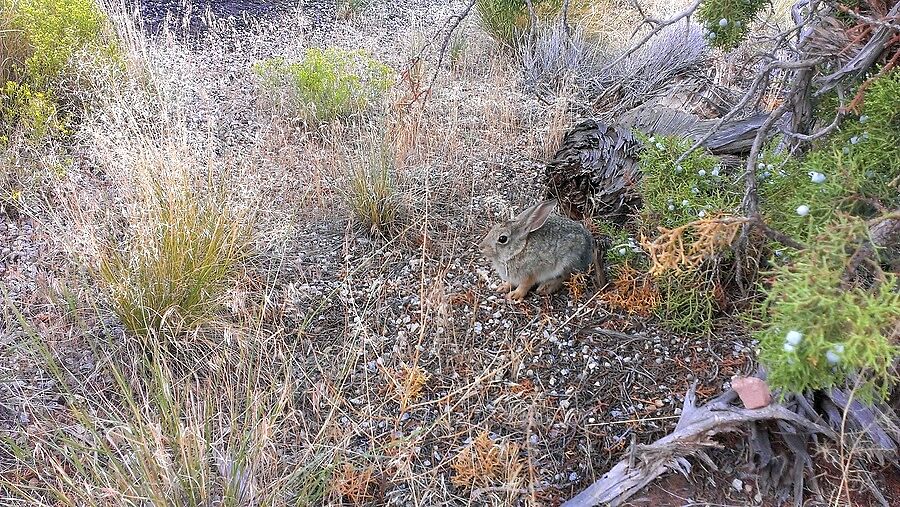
[416,0,477,111]
[815,2,900,96]
[563,381,835,507]
[841,211,900,289]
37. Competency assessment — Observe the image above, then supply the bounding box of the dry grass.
[641,215,749,276]
[600,263,660,316]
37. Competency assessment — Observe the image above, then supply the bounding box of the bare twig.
[524,0,538,48]
[417,0,477,111]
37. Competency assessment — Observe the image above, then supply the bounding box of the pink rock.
[731,376,772,409]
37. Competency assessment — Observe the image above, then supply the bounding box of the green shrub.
[697,0,767,50]
[253,48,394,124]
[1,0,115,141]
[756,147,845,243]
[0,80,62,143]
[5,0,111,86]
[761,70,900,244]
[637,134,741,230]
[652,268,718,335]
[475,0,561,48]
[99,183,251,338]
[754,219,900,401]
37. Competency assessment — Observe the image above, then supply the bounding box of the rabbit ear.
[521,200,556,233]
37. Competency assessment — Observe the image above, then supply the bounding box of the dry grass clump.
[332,459,380,503]
[98,177,251,338]
[642,215,748,276]
[337,127,402,236]
[450,431,525,490]
[389,363,429,410]
[1,316,316,506]
[600,262,660,316]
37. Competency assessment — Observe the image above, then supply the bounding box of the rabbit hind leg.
[536,276,565,296]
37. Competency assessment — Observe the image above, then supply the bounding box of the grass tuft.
[339,129,402,236]
[98,179,251,338]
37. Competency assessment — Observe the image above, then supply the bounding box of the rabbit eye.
[498,235,508,244]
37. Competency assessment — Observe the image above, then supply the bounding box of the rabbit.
[480,199,603,301]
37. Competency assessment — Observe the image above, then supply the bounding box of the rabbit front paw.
[507,276,536,302]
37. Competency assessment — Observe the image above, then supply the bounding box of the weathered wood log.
[562,380,836,507]
[815,3,900,96]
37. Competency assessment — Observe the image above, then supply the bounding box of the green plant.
[4,0,111,86]
[760,70,900,244]
[697,0,767,50]
[754,218,900,401]
[593,218,646,268]
[253,48,394,123]
[652,268,718,334]
[0,80,61,143]
[475,0,561,48]
[1,0,116,141]
[341,134,400,236]
[637,134,741,230]
[98,182,251,338]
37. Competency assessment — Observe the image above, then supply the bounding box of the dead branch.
[836,3,900,32]
[841,211,900,289]
[816,2,900,96]
[563,381,835,507]
[417,0,477,110]
[675,57,824,165]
